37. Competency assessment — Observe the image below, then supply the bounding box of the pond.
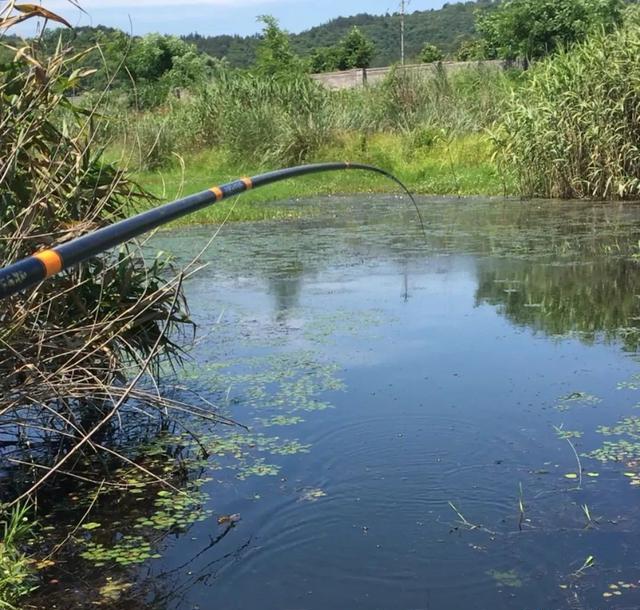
[37,196,640,609]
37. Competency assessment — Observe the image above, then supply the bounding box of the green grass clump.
[0,505,36,609]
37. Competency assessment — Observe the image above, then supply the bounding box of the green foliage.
[36,27,212,108]
[128,34,213,108]
[310,46,343,73]
[477,0,624,62]
[0,505,36,609]
[420,43,445,63]
[455,38,492,61]
[185,0,499,68]
[110,61,514,173]
[309,27,375,73]
[201,72,335,165]
[255,15,302,76]
[337,26,375,70]
[369,62,516,132]
[493,24,640,199]
[80,535,159,567]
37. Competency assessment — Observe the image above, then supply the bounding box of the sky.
[29,0,453,37]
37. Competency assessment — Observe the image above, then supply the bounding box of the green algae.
[487,569,523,589]
[555,392,602,412]
[260,415,306,427]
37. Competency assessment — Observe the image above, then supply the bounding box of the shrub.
[420,43,444,64]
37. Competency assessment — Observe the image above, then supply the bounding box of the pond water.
[64,197,640,609]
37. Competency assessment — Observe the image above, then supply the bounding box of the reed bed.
[0,12,232,518]
[493,24,640,200]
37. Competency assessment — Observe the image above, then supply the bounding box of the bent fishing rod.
[0,162,424,301]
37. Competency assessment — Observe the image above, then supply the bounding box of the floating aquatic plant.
[555,392,601,412]
[602,580,639,599]
[487,569,522,589]
[80,535,160,567]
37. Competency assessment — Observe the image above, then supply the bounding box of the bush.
[494,25,640,199]
[420,43,444,64]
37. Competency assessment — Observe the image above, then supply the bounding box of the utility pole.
[400,0,410,66]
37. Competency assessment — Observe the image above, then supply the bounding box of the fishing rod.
[0,162,424,300]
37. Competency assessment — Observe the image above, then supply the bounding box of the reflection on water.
[39,197,640,609]
[476,258,640,350]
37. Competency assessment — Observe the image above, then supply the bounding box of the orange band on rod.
[241,177,253,190]
[34,250,63,278]
[210,187,224,201]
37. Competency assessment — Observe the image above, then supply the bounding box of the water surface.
[147,197,640,610]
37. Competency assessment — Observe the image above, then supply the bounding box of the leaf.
[81,522,102,531]
[14,4,72,28]
[564,473,578,479]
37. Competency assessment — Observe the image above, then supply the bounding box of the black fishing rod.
[0,162,424,300]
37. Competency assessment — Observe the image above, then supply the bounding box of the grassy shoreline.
[132,133,513,224]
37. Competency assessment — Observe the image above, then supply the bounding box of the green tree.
[420,43,444,63]
[255,15,301,75]
[337,26,375,70]
[455,38,492,61]
[127,34,211,107]
[477,0,624,63]
[309,46,341,73]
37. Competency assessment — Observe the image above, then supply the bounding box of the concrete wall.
[311,60,510,90]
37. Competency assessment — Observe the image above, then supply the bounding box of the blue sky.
[36,1,453,37]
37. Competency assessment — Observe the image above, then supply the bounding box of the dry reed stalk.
[0,3,234,508]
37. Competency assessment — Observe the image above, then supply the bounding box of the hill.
[185,0,500,69]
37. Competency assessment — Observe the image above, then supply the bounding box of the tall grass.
[494,24,640,199]
[0,505,35,609]
[106,64,517,172]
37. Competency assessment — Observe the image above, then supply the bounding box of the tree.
[308,26,375,73]
[338,26,375,70]
[255,15,302,75]
[127,34,211,107]
[455,38,492,61]
[477,0,624,63]
[309,47,341,73]
[420,43,444,63]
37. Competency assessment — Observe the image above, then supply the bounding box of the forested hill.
[184,0,500,68]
